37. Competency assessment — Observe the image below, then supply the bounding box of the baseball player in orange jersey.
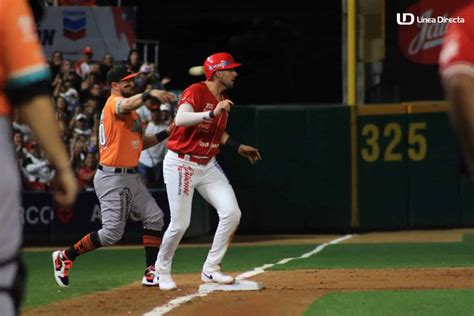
[52,65,176,288]
[155,52,261,290]
[439,3,474,178]
[0,0,78,314]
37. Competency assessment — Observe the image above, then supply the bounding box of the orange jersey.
[98,93,143,167]
[0,0,50,116]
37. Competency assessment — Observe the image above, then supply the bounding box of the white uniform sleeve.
[25,160,48,173]
[175,103,213,126]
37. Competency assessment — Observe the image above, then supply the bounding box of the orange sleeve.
[1,0,49,87]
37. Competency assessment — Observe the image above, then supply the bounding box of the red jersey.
[439,3,474,81]
[167,82,228,157]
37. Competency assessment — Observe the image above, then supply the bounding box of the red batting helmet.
[203,52,241,80]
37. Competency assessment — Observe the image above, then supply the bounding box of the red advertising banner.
[397,0,470,64]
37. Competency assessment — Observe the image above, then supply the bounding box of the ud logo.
[397,13,415,25]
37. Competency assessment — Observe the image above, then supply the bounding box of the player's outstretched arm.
[119,89,176,114]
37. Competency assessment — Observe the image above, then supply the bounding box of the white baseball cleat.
[52,250,73,288]
[141,266,159,287]
[201,271,234,284]
[159,274,177,290]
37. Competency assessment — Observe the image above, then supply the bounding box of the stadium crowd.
[13,46,176,191]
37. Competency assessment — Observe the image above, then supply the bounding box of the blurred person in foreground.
[439,2,474,178]
[0,0,78,315]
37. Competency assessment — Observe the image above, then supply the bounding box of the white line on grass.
[143,234,353,316]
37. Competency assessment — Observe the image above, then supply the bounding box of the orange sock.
[65,232,101,261]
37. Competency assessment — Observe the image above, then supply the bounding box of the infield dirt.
[23,229,474,316]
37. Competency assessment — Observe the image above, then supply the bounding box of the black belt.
[98,164,137,174]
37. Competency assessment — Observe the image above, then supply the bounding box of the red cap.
[83,46,93,54]
[26,140,38,150]
[203,52,241,80]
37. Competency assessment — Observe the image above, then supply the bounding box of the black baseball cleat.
[142,265,159,286]
[52,250,73,288]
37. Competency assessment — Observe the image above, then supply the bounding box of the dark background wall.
[99,0,342,105]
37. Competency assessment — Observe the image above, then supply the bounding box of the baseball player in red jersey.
[0,0,78,314]
[52,65,176,288]
[439,3,474,177]
[155,52,262,290]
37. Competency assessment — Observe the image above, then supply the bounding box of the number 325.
[360,122,427,162]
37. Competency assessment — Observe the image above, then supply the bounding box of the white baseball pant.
[156,150,241,274]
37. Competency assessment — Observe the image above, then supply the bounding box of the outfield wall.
[219,102,474,233]
[22,103,474,245]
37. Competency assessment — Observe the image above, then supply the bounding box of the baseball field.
[22,229,474,315]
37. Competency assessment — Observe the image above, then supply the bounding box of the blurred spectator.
[87,133,99,154]
[76,152,97,191]
[75,46,94,79]
[160,103,173,125]
[55,107,70,143]
[80,62,102,97]
[12,109,33,142]
[138,103,170,187]
[82,97,100,135]
[136,96,160,125]
[126,48,142,73]
[57,80,80,113]
[137,62,171,91]
[22,141,55,191]
[70,134,88,170]
[99,52,114,83]
[88,82,106,109]
[72,113,93,137]
[49,50,64,79]
[13,130,26,170]
[55,95,69,120]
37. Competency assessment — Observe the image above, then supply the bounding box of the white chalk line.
[143,234,353,316]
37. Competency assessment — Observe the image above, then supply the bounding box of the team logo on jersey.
[131,139,140,149]
[204,103,214,111]
[131,120,142,134]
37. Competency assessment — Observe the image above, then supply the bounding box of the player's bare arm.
[445,74,474,177]
[221,132,262,165]
[119,89,176,114]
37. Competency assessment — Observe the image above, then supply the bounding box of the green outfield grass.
[22,237,474,313]
[22,244,315,308]
[304,289,474,316]
[269,242,474,271]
